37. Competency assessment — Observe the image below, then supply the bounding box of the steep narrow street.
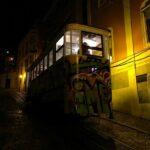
[0,89,116,150]
[1,89,150,150]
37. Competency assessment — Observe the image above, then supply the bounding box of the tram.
[26,23,113,118]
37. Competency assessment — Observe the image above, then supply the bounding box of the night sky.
[0,0,53,51]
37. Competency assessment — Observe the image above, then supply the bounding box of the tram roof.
[65,23,111,36]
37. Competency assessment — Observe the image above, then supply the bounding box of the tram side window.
[36,64,40,76]
[82,32,103,56]
[29,71,32,81]
[31,70,34,80]
[40,60,43,73]
[56,48,63,61]
[33,67,37,79]
[56,36,64,61]
[65,31,71,55]
[49,50,53,67]
[65,30,80,55]
[44,55,48,70]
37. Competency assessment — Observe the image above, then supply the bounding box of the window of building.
[136,73,150,103]
[141,0,150,43]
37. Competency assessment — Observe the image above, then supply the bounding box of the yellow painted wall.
[91,0,127,62]
[90,0,150,119]
[110,0,150,119]
[111,49,150,119]
[130,0,144,52]
[17,28,43,91]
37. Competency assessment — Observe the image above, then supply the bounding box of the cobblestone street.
[86,112,150,149]
[0,89,115,150]
[1,89,150,150]
[0,89,82,150]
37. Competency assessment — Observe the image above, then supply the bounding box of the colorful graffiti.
[65,55,112,117]
[27,55,112,118]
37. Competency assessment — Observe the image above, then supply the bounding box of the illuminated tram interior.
[27,24,112,117]
[29,25,110,81]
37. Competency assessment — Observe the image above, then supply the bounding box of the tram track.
[76,125,135,150]
[84,116,150,150]
[101,116,150,136]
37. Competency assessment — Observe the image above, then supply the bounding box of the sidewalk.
[86,111,150,149]
[111,111,150,134]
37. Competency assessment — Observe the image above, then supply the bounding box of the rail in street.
[1,89,150,150]
[85,115,150,150]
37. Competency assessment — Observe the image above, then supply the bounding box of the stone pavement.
[112,111,150,134]
[0,89,117,150]
[86,111,150,150]
[1,89,150,149]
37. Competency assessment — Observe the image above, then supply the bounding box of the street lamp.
[19,74,23,79]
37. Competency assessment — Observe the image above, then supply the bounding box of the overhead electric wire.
[111,55,150,68]
[111,48,150,68]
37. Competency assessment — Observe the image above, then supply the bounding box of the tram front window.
[65,31,71,55]
[72,31,80,54]
[82,32,103,56]
[65,30,80,55]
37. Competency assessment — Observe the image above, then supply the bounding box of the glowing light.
[5,49,9,54]
[56,36,64,50]
[83,39,98,47]
[10,57,14,60]
[9,57,14,61]
[110,56,112,62]
[23,73,26,79]
[19,75,23,79]
[88,49,93,54]
[19,72,26,79]
[72,45,79,54]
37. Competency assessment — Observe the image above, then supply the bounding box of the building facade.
[0,71,18,89]
[90,0,150,119]
[18,0,150,119]
[0,48,17,89]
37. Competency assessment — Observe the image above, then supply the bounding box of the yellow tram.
[26,23,113,118]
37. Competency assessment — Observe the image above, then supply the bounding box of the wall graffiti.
[66,56,112,117]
